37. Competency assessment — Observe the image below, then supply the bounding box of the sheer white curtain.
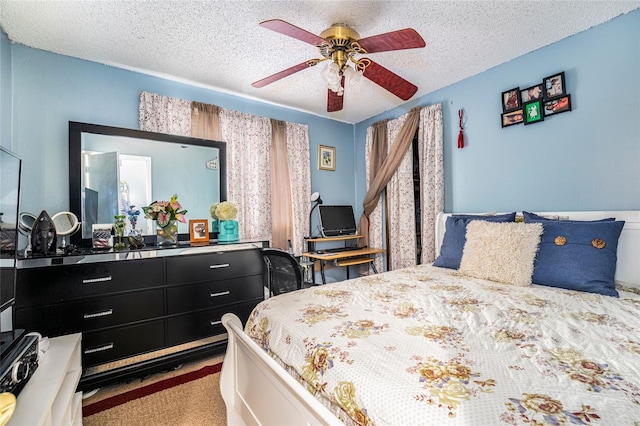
[418,103,444,263]
[386,112,417,270]
[286,122,311,256]
[138,92,191,136]
[219,109,272,243]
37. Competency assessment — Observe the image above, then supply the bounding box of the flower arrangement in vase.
[211,201,239,242]
[142,194,187,246]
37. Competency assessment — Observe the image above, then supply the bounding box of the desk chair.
[262,248,303,297]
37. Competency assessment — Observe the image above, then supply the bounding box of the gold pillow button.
[554,236,567,246]
[592,238,606,249]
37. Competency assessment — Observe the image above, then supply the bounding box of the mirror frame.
[69,121,227,248]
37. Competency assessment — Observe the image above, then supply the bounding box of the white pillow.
[459,221,543,286]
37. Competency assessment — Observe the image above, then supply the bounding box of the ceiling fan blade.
[327,77,345,112]
[252,60,320,88]
[360,59,418,101]
[356,28,425,53]
[259,19,327,46]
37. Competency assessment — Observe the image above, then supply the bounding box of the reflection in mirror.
[69,122,227,247]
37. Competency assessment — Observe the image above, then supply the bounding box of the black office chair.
[262,248,304,297]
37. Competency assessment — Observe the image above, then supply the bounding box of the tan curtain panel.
[358,107,421,247]
[369,120,388,180]
[191,102,221,140]
[363,120,388,272]
[270,119,293,250]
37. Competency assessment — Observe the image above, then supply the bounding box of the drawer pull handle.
[209,263,230,269]
[210,320,222,326]
[84,343,114,354]
[210,291,230,298]
[83,309,113,319]
[83,276,112,284]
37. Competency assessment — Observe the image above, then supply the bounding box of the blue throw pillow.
[526,219,624,297]
[523,211,615,223]
[433,212,517,269]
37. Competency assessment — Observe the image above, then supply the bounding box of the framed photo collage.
[501,71,572,128]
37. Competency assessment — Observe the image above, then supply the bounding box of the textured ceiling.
[1,1,638,123]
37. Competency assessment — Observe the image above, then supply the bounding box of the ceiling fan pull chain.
[458,109,465,149]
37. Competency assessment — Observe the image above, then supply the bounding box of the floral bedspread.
[245,264,640,425]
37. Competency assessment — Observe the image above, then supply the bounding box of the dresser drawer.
[15,288,164,337]
[167,274,263,314]
[16,258,164,306]
[165,249,263,285]
[166,299,260,346]
[82,319,165,367]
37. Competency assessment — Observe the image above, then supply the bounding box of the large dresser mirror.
[69,122,227,247]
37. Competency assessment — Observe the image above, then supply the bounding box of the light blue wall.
[2,10,639,247]
[0,30,11,151]
[6,43,353,219]
[354,9,640,216]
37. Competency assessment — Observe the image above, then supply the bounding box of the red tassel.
[458,109,464,149]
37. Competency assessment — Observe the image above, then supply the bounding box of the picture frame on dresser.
[189,219,209,243]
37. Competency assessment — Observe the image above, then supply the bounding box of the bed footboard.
[220,313,343,426]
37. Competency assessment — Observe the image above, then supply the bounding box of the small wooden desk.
[303,236,385,284]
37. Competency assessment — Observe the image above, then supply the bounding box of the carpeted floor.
[82,356,227,426]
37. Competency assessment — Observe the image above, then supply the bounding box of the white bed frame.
[221,211,640,426]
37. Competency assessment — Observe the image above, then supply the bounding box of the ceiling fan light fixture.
[343,65,363,87]
[254,19,426,112]
[321,62,341,85]
[328,80,343,95]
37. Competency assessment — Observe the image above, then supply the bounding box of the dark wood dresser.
[14,242,265,390]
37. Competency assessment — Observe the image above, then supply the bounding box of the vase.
[113,215,127,251]
[211,219,220,233]
[218,219,239,243]
[156,220,178,246]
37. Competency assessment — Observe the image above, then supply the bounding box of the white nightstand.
[8,333,82,425]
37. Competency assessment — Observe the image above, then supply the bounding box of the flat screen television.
[0,147,21,312]
[319,205,357,237]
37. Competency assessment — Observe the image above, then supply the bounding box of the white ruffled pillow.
[459,221,543,286]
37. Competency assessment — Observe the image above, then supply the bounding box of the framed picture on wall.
[318,145,336,171]
[189,219,209,243]
[543,94,572,116]
[520,84,544,103]
[501,109,524,128]
[501,87,521,112]
[543,71,566,99]
[523,100,544,125]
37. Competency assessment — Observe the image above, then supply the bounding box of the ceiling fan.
[252,19,426,112]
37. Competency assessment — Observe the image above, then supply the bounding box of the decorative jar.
[156,220,179,246]
[218,219,239,243]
